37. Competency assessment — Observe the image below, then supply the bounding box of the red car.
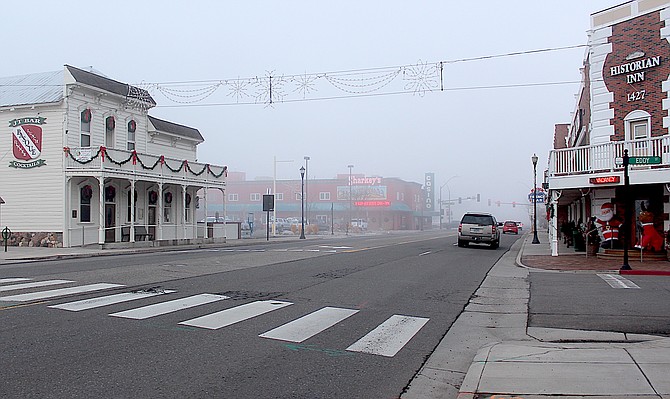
[502,221,519,234]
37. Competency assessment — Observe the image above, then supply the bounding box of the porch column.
[130,180,136,243]
[551,190,560,257]
[182,185,187,240]
[158,182,163,240]
[63,177,71,248]
[222,187,227,240]
[98,178,105,244]
[203,187,208,239]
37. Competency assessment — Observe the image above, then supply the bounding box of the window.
[127,120,136,151]
[105,116,115,149]
[396,192,404,201]
[185,193,192,222]
[250,193,261,201]
[276,193,284,201]
[625,110,651,156]
[228,193,239,202]
[80,185,92,222]
[80,109,91,147]
[319,192,331,200]
[295,193,303,200]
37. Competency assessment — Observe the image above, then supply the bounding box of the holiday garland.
[63,146,227,178]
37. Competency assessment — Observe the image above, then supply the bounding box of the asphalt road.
[529,271,670,337]
[0,231,518,398]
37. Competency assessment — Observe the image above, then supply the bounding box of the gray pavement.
[403,231,670,399]
[2,233,669,398]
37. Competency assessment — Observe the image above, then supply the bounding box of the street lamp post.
[532,154,540,244]
[299,166,306,239]
[347,164,354,235]
[439,176,458,229]
[304,156,310,225]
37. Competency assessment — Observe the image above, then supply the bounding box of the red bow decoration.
[100,146,107,162]
[131,150,137,165]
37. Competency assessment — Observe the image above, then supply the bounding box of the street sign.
[629,156,661,165]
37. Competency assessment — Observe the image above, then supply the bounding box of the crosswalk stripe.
[0,283,125,302]
[0,278,32,284]
[0,280,73,292]
[346,315,429,357]
[179,300,293,330]
[259,306,359,342]
[597,274,641,289]
[48,290,176,311]
[110,294,230,319]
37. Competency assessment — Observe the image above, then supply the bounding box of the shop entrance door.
[105,204,116,242]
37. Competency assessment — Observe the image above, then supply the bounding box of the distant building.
[547,0,670,253]
[200,172,427,232]
[0,66,227,247]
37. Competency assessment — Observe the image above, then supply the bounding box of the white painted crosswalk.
[110,294,229,319]
[597,274,641,289]
[346,315,430,357]
[179,300,293,330]
[259,306,359,342]
[0,283,125,302]
[49,289,176,311]
[2,277,430,357]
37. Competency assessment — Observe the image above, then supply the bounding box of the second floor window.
[80,109,91,147]
[319,192,331,200]
[276,193,284,201]
[250,193,261,201]
[228,193,239,202]
[127,120,136,151]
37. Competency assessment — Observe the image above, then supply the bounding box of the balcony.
[64,146,227,186]
[549,136,670,176]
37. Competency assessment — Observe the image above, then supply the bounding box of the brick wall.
[603,10,670,140]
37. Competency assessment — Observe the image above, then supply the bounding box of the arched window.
[127,120,136,151]
[80,185,93,222]
[80,109,92,147]
[624,110,651,156]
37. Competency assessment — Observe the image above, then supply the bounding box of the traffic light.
[458,197,462,204]
[513,201,516,208]
[477,193,480,202]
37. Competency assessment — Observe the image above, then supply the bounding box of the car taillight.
[492,225,496,234]
[458,223,462,233]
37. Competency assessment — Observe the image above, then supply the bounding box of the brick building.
[547,0,670,255]
[199,172,427,232]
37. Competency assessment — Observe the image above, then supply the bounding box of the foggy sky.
[1,0,621,223]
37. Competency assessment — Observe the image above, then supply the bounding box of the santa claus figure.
[596,202,621,249]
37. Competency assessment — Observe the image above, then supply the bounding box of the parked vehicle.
[515,221,524,230]
[503,220,519,234]
[458,212,500,249]
[350,219,368,230]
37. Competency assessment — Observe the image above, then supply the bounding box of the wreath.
[128,120,137,133]
[149,190,158,205]
[106,116,115,131]
[164,191,173,204]
[81,185,93,200]
[81,109,92,123]
[105,185,116,201]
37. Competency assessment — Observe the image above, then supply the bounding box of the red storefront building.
[547,0,670,255]
[201,171,428,232]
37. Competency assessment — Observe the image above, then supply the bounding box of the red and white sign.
[354,200,390,207]
[589,176,620,184]
[12,124,42,161]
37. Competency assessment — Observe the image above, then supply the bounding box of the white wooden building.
[0,65,227,248]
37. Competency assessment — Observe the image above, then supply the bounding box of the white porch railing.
[64,146,227,185]
[549,136,670,175]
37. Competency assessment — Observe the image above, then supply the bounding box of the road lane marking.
[418,251,432,256]
[0,283,125,302]
[0,279,74,292]
[179,300,293,330]
[110,294,230,319]
[259,307,359,342]
[0,278,32,284]
[597,274,640,289]
[49,290,176,311]
[346,315,429,357]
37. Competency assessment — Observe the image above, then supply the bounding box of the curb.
[620,269,670,276]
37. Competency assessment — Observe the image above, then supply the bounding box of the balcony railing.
[64,146,227,184]
[549,136,670,176]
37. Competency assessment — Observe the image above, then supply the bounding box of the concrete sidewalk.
[403,231,670,399]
